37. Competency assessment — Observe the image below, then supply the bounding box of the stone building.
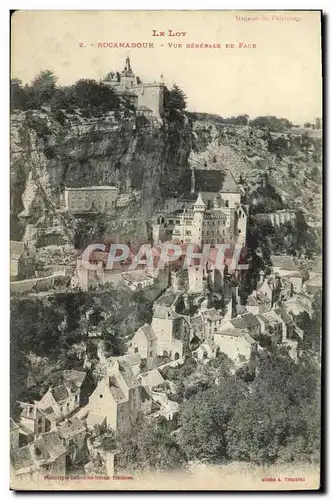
[153,167,248,247]
[11,431,67,484]
[127,324,158,370]
[103,56,165,121]
[64,186,119,214]
[270,255,303,292]
[86,359,152,435]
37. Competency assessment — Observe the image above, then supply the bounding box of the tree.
[165,84,187,111]
[249,116,293,132]
[31,70,58,106]
[72,79,120,114]
[116,417,186,473]
[226,350,321,465]
[178,380,247,462]
[10,79,26,111]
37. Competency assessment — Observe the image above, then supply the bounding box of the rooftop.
[241,313,261,329]
[10,241,25,259]
[155,289,179,308]
[108,376,127,403]
[270,255,297,271]
[194,168,239,194]
[139,324,157,342]
[139,369,164,390]
[201,308,223,322]
[58,417,85,439]
[51,384,70,403]
[230,317,247,329]
[63,370,86,389]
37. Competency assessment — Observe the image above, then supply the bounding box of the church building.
[153,167,248,247]
[103,56,165,121]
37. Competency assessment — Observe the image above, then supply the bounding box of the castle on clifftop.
[103,56,165,120]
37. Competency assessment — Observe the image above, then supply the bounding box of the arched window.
[225,200,229,208]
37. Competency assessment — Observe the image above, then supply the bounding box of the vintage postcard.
[10,10,322,491]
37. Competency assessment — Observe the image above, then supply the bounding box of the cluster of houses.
[10,249,322,482]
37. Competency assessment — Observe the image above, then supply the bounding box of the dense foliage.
[11,71,124,117]
[115,348,320,472]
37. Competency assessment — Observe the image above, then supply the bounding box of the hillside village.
[10,58,322,483]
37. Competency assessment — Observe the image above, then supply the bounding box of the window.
[238,229,241,234]
[225,200,229,208]
[37,417,42,425]
[175,220,180,224]
[168,219,173,224]
[149,351,153,357]
[99,394,103,398]
[134,347,139,353]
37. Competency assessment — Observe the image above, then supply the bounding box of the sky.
[11,10,322,124]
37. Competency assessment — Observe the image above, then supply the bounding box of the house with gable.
[128,324,158,370]
[57,417,86,466]
[18,403,55,438]
[245,278,274,315]
[86,359,152,434]
[200,308,224,338]
[11,431,66,484]
[213,328,256,368]
[270,255,303,292]
[36,370,86,422]
[151,289,189,359]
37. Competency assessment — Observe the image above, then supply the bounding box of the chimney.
[191,168,195,194]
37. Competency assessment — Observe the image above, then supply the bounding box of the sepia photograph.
[9,10,322,491]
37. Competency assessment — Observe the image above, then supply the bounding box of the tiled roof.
[270,255,297,271]
[10,241,25,259]
[41,407,57,420]
[139,369,164,389]
[63,370,86,389]
[11,446,34,472]
[108,376,127,403]
[193,168,239,194]
[118,353,142,367]
[52,384,70,403]
[58,417,85,439]
[140,324,157,342]
[35,431,66,460]
[242,313,261,329]
[118,360,136,388]
[230,317,247,329]
[201,308,222,322]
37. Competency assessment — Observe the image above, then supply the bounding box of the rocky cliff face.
[10,109,322,256]
[10,109,192,247]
